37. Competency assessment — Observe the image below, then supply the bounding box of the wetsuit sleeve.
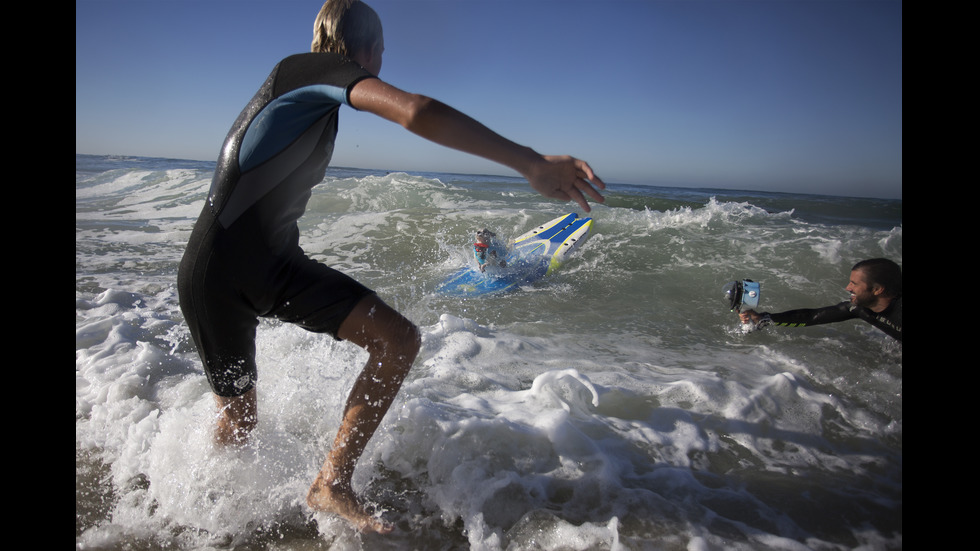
[760,302,856,328]
[273,53,377,106]
[760,299,902,342]
[239,53,376,172]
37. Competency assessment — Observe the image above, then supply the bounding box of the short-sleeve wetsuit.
[178,53,378,397]
[756,296,902,342]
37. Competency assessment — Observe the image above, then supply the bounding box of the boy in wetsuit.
[177,0,605,534]
[739,258,902,342]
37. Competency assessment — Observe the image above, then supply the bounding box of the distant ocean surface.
[76,154,902,550]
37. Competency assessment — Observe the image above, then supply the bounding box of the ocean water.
[76,154,902,550]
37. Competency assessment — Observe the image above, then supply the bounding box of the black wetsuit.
[758,296,902,342]
[178,53,377,397]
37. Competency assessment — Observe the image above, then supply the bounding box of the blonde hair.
[311,0,382,57]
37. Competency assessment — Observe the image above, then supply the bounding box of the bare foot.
[306,478,393,534]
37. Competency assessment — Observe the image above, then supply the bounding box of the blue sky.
[76,0,902,199]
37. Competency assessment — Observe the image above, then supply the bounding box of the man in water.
[738,258,902,342]
[177,0,604,534]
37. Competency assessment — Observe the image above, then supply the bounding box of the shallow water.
[76,155,901,550]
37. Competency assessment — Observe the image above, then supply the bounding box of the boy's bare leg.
[306,294,421,533]
[214,388,257,446]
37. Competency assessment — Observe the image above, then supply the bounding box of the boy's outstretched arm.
[350,78,605,212]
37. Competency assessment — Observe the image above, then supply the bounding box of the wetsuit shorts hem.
[178,221,374,398]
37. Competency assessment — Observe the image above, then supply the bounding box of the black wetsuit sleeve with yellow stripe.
[760,297,902,342]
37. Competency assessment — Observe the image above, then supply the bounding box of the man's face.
[845,269,880,309]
